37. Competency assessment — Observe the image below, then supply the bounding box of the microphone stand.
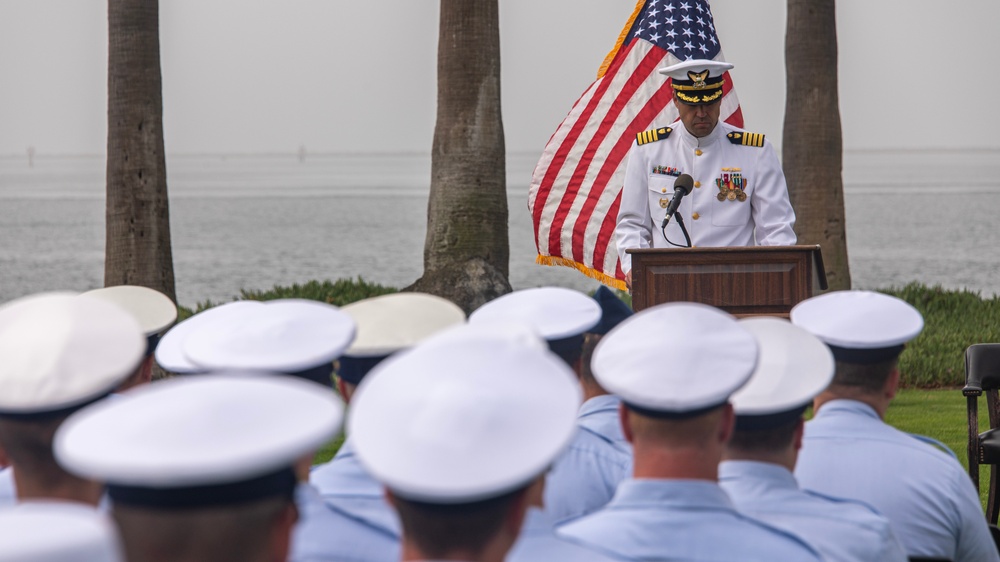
[673,212,692,248]
[660,212,693,248]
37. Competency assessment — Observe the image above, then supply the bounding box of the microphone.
[661,173,694,228]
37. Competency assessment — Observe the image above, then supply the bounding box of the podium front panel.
[629,247,821,317]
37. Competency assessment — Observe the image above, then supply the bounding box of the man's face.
[675,96,721,138]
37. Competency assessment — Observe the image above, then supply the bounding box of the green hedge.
[882,283,1000,388]
[177,277,397,321]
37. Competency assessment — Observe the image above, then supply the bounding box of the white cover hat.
[181,299,356,375]
[790,290,923,363]
[82,285,177,337]
[342,292,465,357]
[592,302,757,416]
[730,317,835,421]
[0,292,146,415]
[55,373,344,507]
[349,323,580,503]
[468,287,601,341]
[154,300,265,374]
[0,502,123,562]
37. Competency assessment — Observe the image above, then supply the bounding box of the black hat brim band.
[0,390,114,422]
[336,355,390,386]
[828,344,905,364]
[108,467,297,509]
[734,404,809,431]
[548,334,585,366]
[624,399,727,420]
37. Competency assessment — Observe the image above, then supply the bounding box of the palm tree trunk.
[105,0,176,302]
[408,0,511,313]
[784,0,850,290]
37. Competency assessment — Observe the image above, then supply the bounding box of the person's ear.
[502,486,532,539]
[619,402,634,444]
[793,418,805,451]
[718,403,735,445]
[885,365,901,400]
[268,501,299,562]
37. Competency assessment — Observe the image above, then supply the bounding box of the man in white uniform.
[615,59,796,289]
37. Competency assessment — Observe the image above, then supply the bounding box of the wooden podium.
[627,245,827,317]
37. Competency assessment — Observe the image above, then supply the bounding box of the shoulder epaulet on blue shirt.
[636,127,672,145]
[727,131,766,147]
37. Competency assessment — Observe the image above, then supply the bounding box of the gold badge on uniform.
[659,198,670,208]
[716,168,747,202]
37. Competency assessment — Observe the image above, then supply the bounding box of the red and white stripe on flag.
[528,0,743,291]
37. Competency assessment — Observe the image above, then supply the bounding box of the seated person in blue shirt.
[470,286,632,523]
[792,290,1000,562]
[348,323,599,562]
[558,302,822,561]
[720,317,907,562]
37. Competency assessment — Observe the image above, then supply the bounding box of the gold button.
[694,181,701,188]
[661,188,667,193]
[695,149,703,156]
[692,212,701,220]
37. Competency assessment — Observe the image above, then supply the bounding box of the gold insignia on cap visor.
[688,70,710,88]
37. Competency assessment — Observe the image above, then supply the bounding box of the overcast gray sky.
[1,0,997,156]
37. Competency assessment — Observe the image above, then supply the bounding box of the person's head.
[0,502,124,561]
[791,290,923,415]
[350,323,580,562]
[469,287,602,372]
[0,292,146,504]
[592,302,757,477]
[725,317,835,468]
[54,373,345,562]
[111,497,296,562]
[658,58,733,137]
[387,484,534,561]
[335,292,466,405]
[83,285,178,390]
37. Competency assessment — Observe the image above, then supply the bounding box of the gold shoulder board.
[727,131,766,148]
[636,127,673,146]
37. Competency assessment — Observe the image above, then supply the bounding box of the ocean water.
[1,149,998,308]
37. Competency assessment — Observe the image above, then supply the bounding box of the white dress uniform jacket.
[795,399,1000,562]
[557,479,822,561]
[543,395,632,524]
[615,120,796,273]
[507,507,626,561]
[720,460,908,562]
[289,439,401,562]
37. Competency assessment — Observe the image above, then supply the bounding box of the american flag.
[528,0,743,291]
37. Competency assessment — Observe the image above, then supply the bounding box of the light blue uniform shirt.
[720,460,908,562]
[795,399,999,562]
[544,395,632,523]
[558,479,822,561]
[0,467,15,507]
[507,507,626,561]
[289,439,401,562]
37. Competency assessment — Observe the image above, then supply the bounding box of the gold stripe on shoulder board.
[727,131,766,148]
[636,127,673,146]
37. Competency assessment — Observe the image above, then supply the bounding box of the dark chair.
[963,343,1000,523]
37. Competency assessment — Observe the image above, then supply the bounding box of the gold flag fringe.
[597,0,647,79]
[536,255,628,292]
